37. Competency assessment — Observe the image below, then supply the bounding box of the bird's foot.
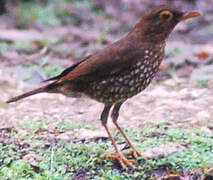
[128,148,150,160]
[106,152,135,169]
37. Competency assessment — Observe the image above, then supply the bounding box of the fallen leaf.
[157,173,181,180]
[195,52,210,60]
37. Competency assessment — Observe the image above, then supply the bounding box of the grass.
[1,1,213,179]
[198,79,209,88]
[0,40,35,54]
[18,2,62,27]
[0,121,212,179]
[20,119,91,132]
[20,56,65,80]
[16,0,105,28]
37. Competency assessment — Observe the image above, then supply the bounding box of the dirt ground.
[0,1,212,178]
[1,61,213,139]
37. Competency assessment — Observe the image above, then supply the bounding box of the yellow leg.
[111,103,150,160]
[101,105,135,169]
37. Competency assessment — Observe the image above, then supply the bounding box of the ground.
[0,0,213,179]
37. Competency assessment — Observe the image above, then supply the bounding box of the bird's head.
[134,5,201,43]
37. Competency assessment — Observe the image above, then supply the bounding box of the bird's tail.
[6,85,50,103]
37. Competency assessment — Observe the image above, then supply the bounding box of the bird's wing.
[55,39,138,83]
[43,55,91,82]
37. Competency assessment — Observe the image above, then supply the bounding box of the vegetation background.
[0,0,212,179]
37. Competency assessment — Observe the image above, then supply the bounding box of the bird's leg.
[101,105,135,169]
[111,102,150,160]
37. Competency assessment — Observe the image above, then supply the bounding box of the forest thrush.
[7,5,201,168]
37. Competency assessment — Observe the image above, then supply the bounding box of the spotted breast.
[87,43,165,104]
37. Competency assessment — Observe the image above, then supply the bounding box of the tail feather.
[6,86,48,103]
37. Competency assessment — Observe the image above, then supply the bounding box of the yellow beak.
[179,12,201,21]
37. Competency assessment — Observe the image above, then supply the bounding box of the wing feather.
[56,38,139,83]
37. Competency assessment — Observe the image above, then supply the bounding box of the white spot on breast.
[124,80,129,85]
[135,69,140,74]
[110,78,115,83]
[144,60,148,65]
[130,87,134,91]
[140,73,144,78]
[145,50,149,54]
[131,71,135,76]
[146,78,150,84]
[110,87,115,92]
[120,87,125,93]
[96,85,101,90]
[154,61,160,68]
[129,80,134,86]
[146,73,150,78]
[119,77,123,82]
[137,61,141,66]
[140,65,145,70]
[136,83,140,87]
[115,87,120,92]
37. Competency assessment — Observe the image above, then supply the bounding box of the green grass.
[42,64,65,79]
[165,48,181,59]
[198,79,209,88]
[18,3,61,27]
[55,120,91,131]
[20,119,55,132]
[20,119,92,132]
[0,40,35,54]
[16,0,105,28]
[0,122,212,179]
[20,56,65,80]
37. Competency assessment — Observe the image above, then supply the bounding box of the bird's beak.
[179,11,201,21]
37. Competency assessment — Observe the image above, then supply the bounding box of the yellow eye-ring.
[160,10,174,22]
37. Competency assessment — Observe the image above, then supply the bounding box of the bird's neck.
[130,21,168,44]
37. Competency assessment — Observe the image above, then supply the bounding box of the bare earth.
[1,66,213,139]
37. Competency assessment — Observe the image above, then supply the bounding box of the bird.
[6,5,201,169]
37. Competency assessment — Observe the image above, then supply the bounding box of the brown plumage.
[6,5,200,168]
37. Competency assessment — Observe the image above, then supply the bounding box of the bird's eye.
[160,10,174,22]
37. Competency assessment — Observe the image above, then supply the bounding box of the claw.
[128,149,150,160]
[106,152,135,169]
